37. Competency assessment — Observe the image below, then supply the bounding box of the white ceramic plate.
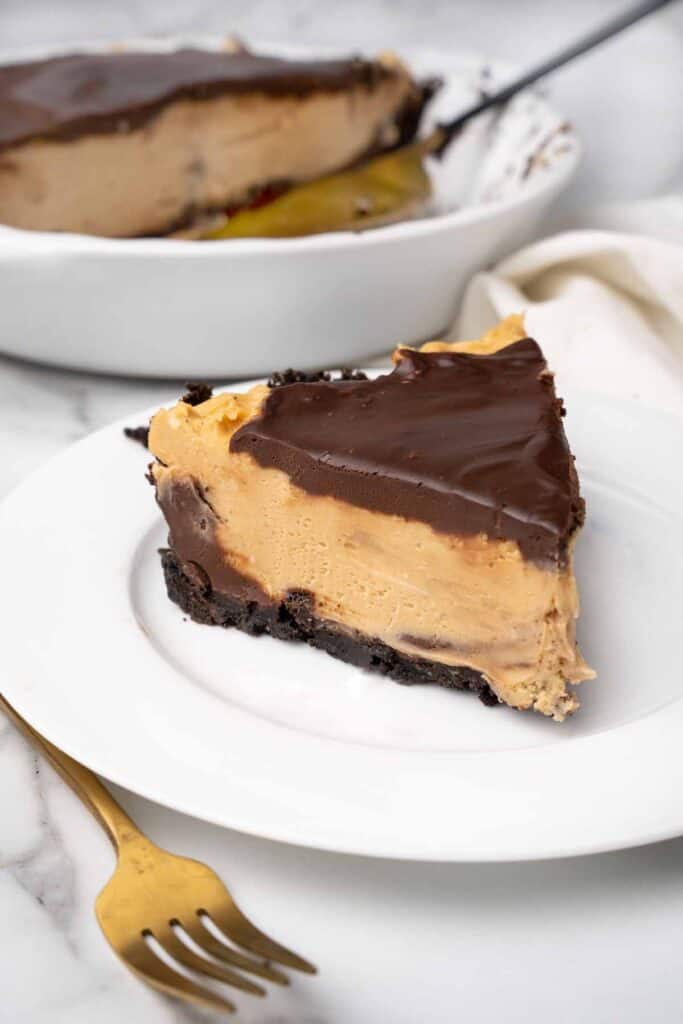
[1,384,681,862]
[0,39,579,378]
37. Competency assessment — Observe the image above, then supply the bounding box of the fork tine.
[125,938,235,1014]
[180,917,290,986]
[156,928,266,997]
[201,905,317,975]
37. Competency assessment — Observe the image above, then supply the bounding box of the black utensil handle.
[436,0,676,152]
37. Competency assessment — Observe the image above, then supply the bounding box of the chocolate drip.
[0,48,396,148]
[231,340,584,565]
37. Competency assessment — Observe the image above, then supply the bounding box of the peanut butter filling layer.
[149,373,594,720]
[0,64,414,236]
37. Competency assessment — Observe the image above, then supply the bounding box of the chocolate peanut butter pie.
[148,315,594,721]
[0,44,427,237]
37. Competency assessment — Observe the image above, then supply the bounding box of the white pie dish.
[0,38,579,378]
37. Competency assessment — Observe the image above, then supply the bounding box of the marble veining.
[4,736,77,940]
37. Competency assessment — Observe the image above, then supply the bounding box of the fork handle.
[1,694,143,854]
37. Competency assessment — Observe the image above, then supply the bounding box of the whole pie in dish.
[147,315,595,721]
[0,42,431,238]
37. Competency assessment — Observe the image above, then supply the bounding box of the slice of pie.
[148,315,594,720]
[0,44,426,237]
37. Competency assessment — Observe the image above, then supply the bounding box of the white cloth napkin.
[452,197,683,414]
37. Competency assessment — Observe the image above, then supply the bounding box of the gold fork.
[1,695,316,1015]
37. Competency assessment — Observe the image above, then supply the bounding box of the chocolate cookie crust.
[161,546,499,707]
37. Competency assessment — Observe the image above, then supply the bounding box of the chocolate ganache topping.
[0,48,394,149]
[231,340,584,565]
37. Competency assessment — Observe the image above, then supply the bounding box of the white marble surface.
[2,2,683,1022]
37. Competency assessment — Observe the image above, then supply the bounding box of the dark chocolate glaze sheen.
[0,48,395,148]
[231,340,584,565]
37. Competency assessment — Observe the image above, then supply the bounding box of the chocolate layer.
[0,48,398,149]
[156,475,268,605]
[231,340,583,565]
[161,545,499,707]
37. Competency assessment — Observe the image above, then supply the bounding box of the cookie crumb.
[181,381,214,406]
[268,367,367,388]
[124,424,149,448]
